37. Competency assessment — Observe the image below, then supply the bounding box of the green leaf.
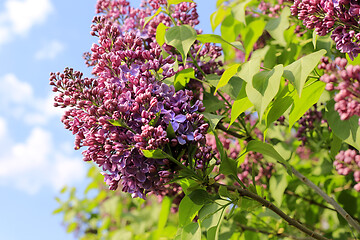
[312,30,318,49]
[210,8,230,32]
[196,34,244,51]
[240,19,266,60]
[66,222,78,233]
[265,7,290,46]
[188,189,212,205]
[199,200,228,240]
[202,112,225,131]
[142,149,167,159]
[283,49,326,96]
[221,76,244,100]
[330,134,342,159]
[215,63,241,93]
[144,7,163,28]
[165,25,197,61]
[265,85,294,128]
[237,57,261,83]
[158,197,171,231]
[219,156,238,177]
[229,83,253,127]
[108,119,128,128]
[325,100,360,150]
[269,172,288,207]
[156,22,169,46]
[203,91,226,113]
[220,14,242,61]
[179,196,203,227]
[246,140,292,175]
[149,111,161,126]
[246,64,284,120]
[288,81,325,128]
[181,222,201,240]
[166,122,176,138]
[174,68,195,90]
[231,0,252,24]
[168,0,194,5]
[346,53,360,65]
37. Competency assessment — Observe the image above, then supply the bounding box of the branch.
[237,223,314,240]
[290,167,360,233]
[213,183,330,240]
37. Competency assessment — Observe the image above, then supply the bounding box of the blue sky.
[0,0,216,239]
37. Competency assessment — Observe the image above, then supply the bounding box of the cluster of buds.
[291,0,360,60]
[334,149,360,191]
[319,57,360,125]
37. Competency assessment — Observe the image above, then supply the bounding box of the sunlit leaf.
[181,222,201,240]
[288,81,325,128]
[174,68,195,90]
[197,34,244,51]
[283,49,326,96]
[144,7,163,28]
[156,22,169,46]
[165,25,197,61]
[231,0,252,25]
[168,0,194,4]
[179,196,203,227]
[215,63,241,93]
[246,64,284,120]
[229,83,253,127]
[240,19,266,60]
[142,149,167,159]
[265,7,290,46]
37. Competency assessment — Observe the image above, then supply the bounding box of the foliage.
[52,0,360,239]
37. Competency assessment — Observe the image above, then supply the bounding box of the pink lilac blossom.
[291,0,360,60]
[334,149,360,191]
[319,57,360,125]
[50,0,219,198]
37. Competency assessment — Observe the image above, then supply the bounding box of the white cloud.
[0,0,53,46]
[35,40,65,60]
[0,117,7,139]
[0,127,86,194]
[0,73,63,125]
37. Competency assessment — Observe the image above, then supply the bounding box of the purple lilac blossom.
[50,0,216,198]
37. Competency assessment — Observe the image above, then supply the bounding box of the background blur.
[0,0,216,239]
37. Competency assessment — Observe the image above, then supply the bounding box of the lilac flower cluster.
[334,149,360,191]
[295,105,325,145]
[50,0,215,199]
[291,0,360,60]
[319,57,360,125]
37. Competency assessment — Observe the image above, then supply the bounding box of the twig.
[290,167,360,233]
[213,183,330,240]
